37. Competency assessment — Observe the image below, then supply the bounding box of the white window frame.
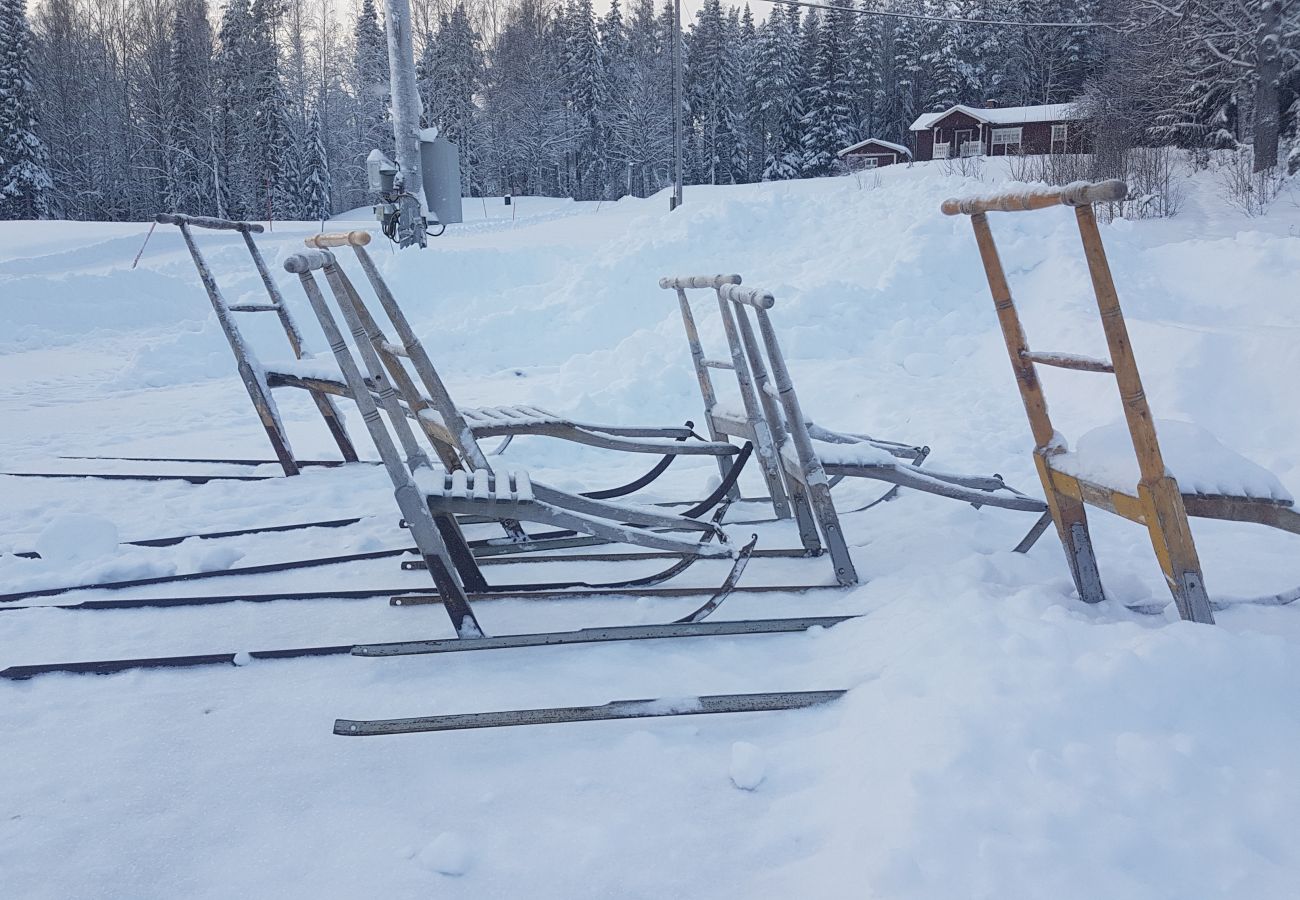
[861,157,879,168]
[990,127,1023,149]
[1050,123,1069,153]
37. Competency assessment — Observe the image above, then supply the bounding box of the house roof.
[837,137,912,158]
[909,103,1080,131]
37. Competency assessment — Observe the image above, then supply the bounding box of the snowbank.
[2,157,1299,898]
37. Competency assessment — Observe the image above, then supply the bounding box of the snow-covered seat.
[1052,421,1293,505]
[264,356,730,458]
[413,467,736,559]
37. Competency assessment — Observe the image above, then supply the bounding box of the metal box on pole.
[420,137,464,225]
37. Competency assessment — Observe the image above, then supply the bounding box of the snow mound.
[418,832,471,877]
[729,741,767,791]
[1056,419,1292,501]
[34,514,119,563]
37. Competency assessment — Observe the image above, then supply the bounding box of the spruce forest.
[0,0,1296,221]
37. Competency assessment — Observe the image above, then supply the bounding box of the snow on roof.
[909,103,1080,131]
[837,137,912,158]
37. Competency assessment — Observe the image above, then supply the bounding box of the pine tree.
[166,0,216,215]
[0,0,53,218]
[249,0,294,220]
[299,103,331,220]
[800,3,856,176]
[763,2,805,180]
[921,2,961,112]
[600,0,633,195]
[351,0,390,206]
[738,4,764,182]
[685,0,740,184]
[418,5,483,193]
[563,0,607,198]
[847,0,882,139]
[216,0,255,217]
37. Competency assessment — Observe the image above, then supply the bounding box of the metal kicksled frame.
[944,179,1300,624]
[160,213,744,498]
[157,213,359,475]
[662,275,1051,585]
[273,243,852,734]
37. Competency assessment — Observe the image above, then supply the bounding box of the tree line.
[0,0,1295,221]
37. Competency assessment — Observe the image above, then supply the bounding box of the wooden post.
[748,305,858,586]
[349,242,491,472]
[175,221,299,477]
[286,256,483,638]
[673,286,738,496]
[969,212,1105,604]
[728,302,823,557]
[239,229,359,463]
[1074,205,1214,624]
[712,289,793,518]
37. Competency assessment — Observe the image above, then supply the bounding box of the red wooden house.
[836,137,912,169]
[909,102,1086,162]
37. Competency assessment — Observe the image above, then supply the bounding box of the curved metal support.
[824,461,1047,513]
[678,442,754,519]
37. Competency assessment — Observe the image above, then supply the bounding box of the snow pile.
[417,832,472,877]
[1056,419,1293,500]
[34,514,118,563]
[728,741,766,791]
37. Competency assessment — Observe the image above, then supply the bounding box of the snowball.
[417,832,470,877]
[35,514,119,563]
[231,652,252,667]
[729,741,766,791]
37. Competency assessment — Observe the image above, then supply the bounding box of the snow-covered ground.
[2,161,1299,898]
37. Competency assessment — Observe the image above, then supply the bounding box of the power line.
[760,0,1116,28]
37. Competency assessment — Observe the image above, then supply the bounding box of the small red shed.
[836,137,912,169]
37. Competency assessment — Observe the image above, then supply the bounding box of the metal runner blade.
[353,615,853,656]
[1,616,855,680]
[334,690,847,735]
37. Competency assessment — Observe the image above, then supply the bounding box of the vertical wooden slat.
[713,290,793,519]
[176,221,300,477]
[350,245,492,473]
[239,229,360,463]
[969,212,1105,604]
[729,304,821,552]
[751,308,858,586]
[290,262,483,638]
[1074,205,1213,624]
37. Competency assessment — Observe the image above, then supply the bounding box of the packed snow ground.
[2,161,1299,898]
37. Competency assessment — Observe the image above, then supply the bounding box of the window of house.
[862,157,879,168]
[991,127,1022,149]
[1051,124,1068,144]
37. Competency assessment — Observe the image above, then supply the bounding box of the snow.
[1055,420,1293,501]
[728,740,766,790]
[34,514,119,563]
[417,832,471,876]
[910,102,1081,131]
[2,159,1300,897]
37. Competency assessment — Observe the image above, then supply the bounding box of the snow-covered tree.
[800,2,856,176]
[0,0,53,218]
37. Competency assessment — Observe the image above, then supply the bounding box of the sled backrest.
[660,275,792,519]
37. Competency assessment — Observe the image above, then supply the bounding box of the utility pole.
[380,0,429,247]
[670,0,683,211]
